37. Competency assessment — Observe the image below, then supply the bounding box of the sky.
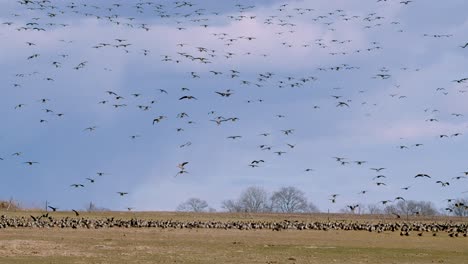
[0,0,467,212]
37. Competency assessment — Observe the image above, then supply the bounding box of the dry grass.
[0,211,467,264]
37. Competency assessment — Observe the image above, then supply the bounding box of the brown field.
[0,211,467,264]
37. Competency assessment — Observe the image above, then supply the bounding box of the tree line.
[176,186,468,217]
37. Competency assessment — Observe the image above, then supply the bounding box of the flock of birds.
[0,214,467,238]
[0,0,468,213]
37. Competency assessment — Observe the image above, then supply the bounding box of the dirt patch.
[0,239,94,257]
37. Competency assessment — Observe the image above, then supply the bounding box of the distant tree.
[239,186,269,213]
[176,198,209,212]
[367,204,382,214]
[221,199,243,213]
[270,186,308,213]
[86,202,110,212]
[221,186,319,213]
[385,200,438,217]
[306,202,320,213]
[447,198,468,216]
[0,199,20,211]
[87,202,97,212]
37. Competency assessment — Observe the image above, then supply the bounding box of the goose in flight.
[281,129,294,135]
[48,206,58,212]
[415,173,431,178]
[84,126,97,132]
[175,170,189,177]
[177,162,189,170]
[436,181,449,187]
[117,192,128,196]
[373,175,386,180]
[153,116,166,124]
[336,102,349,107]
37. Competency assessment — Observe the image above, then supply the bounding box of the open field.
[0,212,467,264]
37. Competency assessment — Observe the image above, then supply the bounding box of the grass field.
[0,211,467,264]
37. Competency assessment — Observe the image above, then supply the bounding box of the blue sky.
[0,0,467,212]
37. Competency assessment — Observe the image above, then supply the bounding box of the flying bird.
[415,174,431,178]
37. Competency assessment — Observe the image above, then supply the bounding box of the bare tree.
[221,199,243,212]
[367,204,383,214]
[0,199,20,211]
[385,200,439,217]
[86,202,110,212]
[447,198,468,216]
[239,186,269,213]
[176,198,209,212]
[271,186,308,213]
[306,202,320,213]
